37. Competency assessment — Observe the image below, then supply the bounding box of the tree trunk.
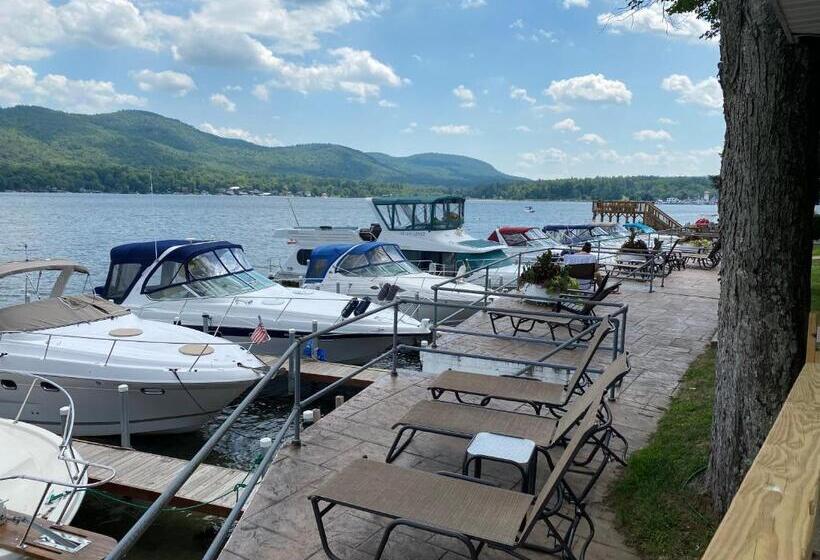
[709,0,820,513]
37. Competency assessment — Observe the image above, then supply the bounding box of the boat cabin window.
[501,232,528,247]
[107,263,143,302]
[374,199,465,231]
[143,247,273,300]
[336,245,420,277]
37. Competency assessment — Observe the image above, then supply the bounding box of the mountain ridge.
[0,105,523,189]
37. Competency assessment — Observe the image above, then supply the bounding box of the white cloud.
[378,99,398,108]
[430,124,473,135]
[460,0,487,8]
[198,122,281,147]
[553,118,580,132]
[514,125,532,132]
[248,47,405,103]
[401,122,418,134]
[661,74,723,109]
[509,86,536,105]
[411,54,423,62]
[563,0,589,8]
[578,133,606,145]
[518,148,567,167]
[0,62,144,112]
[224,85,242,92]
[210,93,236,112]
[510,18,525,29]
[545,74,632,104]
[658,117,677,125]
[633,129,673,141]
[130,69,196,97]
[58,0,159,50]
[453,84,476,108]
[252,84,269,101]
[597,3,715,42]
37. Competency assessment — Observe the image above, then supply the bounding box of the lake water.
[1,192,716,558]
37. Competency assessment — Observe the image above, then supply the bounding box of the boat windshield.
[143,247,274,300]
[373,199,465,231]
[500,232,528,247]
[337,245,421,277]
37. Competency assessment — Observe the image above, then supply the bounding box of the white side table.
[462,432,538,493]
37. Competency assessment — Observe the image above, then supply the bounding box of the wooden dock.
[592,199,683,230]
[74,441,249,517]
[257,354,389,388]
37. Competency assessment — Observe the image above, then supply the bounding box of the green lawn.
[812,258,820,311]
[609,348,719,559]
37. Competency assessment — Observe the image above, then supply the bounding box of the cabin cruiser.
[488,226,566,260]
[274,196,520,288]
[302,242,488,325]
[0,260,263,436]
[1,375,117,560]
[96,240,428,365]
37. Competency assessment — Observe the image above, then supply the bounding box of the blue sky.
[0,0,724,179]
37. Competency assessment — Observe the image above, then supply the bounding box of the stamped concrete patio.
[219,268,720,560]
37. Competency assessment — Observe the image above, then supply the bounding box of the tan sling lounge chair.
[428,317,615,416]
[386,354,631,470]
[310,407,604,560]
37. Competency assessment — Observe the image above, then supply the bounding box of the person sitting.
[562,242,600,291]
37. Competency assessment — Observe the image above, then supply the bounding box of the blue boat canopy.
[100,240,247,303]
[305,242,412,282]
[623,222,656,234]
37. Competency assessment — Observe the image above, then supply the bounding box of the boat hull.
[0,371,256,436]
[225,331,426,365]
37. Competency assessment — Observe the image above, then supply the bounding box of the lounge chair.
[683,240,721,269]
[488,277,620,341]
[386,354,631,467]
[310,405,605,560]
[565,262,598,293]
[428,317,614,415]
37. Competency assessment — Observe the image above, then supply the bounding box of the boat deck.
[74,441,249,518]
[218,268,720,560]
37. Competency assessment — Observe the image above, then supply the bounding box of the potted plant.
[518,251,579,301]
[619,230,649,262]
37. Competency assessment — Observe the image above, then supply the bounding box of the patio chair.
[683,240,721,269]
[488,275,619,341]
[428,317,615,415]
[310,406,605,560]
[386,354,631,467]
[566,262,597,293]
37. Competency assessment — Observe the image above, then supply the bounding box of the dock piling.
[118,383,130,448]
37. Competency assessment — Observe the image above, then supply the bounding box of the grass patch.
[609,347,719,559]
[812,258,820,311]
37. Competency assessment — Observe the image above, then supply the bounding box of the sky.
[0,0,724,179]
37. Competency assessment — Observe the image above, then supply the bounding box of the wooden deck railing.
[701,313,820,559]
[592,200,683,230]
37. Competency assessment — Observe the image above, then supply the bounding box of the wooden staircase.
[592,200,682,231]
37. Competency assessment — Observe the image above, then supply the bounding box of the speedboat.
[524,206,535,213]
[1,375,117,560]
[302,242,488,325]
[488,226,567,261]
[0,260,263,436]
[96,240,428,365]
[274,196,520,288]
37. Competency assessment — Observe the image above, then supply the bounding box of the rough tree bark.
[709,0,820,512]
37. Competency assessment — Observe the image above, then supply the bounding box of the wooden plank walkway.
[74,441,249,517]
[257,354,389,388]
[219,267,721,560]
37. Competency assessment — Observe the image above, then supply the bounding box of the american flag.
[250,317,271,344]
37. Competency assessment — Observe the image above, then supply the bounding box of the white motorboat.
[0,260,263,436]
[96,240,428,365]
[0,375,117,560]
[302,242,488,325]
[274,196,520,287]
[487,226,567,261]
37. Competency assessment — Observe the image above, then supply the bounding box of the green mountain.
[0,105,522,192]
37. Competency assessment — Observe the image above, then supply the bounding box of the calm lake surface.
[1,192,716,558]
